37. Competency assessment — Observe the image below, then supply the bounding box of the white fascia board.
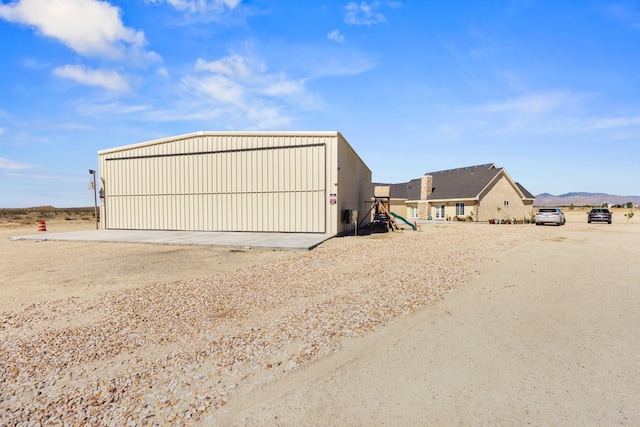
[500,169,528,199]
[477,170,503,200]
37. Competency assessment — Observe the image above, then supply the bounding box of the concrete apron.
[10,230,334,250]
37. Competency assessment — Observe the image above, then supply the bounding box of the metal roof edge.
[98,131,341,155]
[336,132,372,174]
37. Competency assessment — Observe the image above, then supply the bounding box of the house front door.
[435,204,445,220]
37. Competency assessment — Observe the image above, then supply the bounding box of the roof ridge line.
[424,162,496,175]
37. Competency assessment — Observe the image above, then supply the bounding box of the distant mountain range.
[534,192,640,207]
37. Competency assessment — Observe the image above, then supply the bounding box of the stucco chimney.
[420,175,432,200]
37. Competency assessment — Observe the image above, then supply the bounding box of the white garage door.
[104,143,326,232]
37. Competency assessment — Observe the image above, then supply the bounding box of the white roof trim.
[501,169,528,199]
[476,168,504,200]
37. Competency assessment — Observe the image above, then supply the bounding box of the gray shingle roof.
[425,163,501,200]
[376,163,535,202]
[390,182,409,199]
[372,181,420,199]
[515,182,535,199]
[407,178,422,200]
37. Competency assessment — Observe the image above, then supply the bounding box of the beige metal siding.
[334,134,372,234]
[101,134,327,232]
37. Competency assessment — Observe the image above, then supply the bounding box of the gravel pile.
[1,225,541,425]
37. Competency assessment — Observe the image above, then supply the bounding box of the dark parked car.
[535,208,566,226]
[588,208,612,224]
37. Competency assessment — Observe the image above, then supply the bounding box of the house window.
[503,200,510,206]
[410,206,418,218]
[456,202,465,216]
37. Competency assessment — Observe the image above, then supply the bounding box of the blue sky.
[1,0,640,208]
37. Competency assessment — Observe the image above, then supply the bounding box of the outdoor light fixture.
[89,169,98,230]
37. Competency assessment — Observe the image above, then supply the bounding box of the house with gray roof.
[374,163,535,223]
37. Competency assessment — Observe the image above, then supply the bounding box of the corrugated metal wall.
[100,134,328,232]
[335,133,373,233]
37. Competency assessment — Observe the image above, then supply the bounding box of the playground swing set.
[357,197,419,232]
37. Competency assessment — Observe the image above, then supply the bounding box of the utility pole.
[89,169,98,230]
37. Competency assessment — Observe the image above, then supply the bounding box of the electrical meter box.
[342,209,352,224]
[342,209,358,224]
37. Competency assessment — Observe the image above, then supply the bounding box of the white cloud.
[0,0,153,60]
[190,55,305,102]
[145,0,241,13]
[552,115,640,133]
[20,57,50,70]
[591,116,640,129]
[263,80,304,97]
[308,56,377,77]
[434,125,459,141]
[157,67,170,78]
[476,92,570,115]
[327,29,345,43]
[194,55,252,78]
[0,157,32,171]
[470,91,640,137]
[188,74,245,105]
[345,1,386,26]
[181,53,312,128]
[74,100,150,117]
[53,65,130,92]
[470,92,575,135]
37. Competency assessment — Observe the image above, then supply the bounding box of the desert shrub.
[625,211,635,222]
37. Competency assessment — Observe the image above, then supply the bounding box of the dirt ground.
[1,211,639,425]
[216,212,640,426]
[0,220,294,312]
